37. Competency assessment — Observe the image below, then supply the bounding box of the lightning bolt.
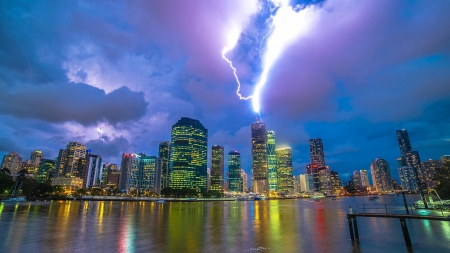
[223,0,318,114]
[221,33,252,100]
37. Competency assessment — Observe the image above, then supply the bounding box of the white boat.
[156,199,165,203]
[2,181,27,202]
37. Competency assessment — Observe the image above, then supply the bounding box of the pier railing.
[356,203,416,214]
[347,212,450,248]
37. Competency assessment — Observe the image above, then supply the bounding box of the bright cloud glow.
[223,1,320,113]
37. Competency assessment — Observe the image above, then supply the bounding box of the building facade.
[309,138,325,167]
[82,154,103,189]
[170,117,208,191]
[359,170,370,188]
[276,148,294,194]
[370,158,393,192]
[228,151,243,193]
[119,153,141,192]
[1,152,23,173]
[210,145,224,191]
[267,130,277,191]
[158,141,171,189]
[251,121,268,194]
[54,142,87,177]
[421,159,442,189]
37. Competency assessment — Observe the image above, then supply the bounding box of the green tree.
[32,183,54,197]
[0,172,15,196]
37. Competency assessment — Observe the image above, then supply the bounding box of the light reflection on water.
[0,196,449,253]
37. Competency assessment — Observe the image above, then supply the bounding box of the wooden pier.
[347,213,450,248]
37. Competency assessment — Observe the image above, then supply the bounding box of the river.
[0,195,449,252]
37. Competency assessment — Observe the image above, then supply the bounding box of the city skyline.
[1,0,450,182]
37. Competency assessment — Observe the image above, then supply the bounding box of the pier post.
[399,218,412,248]
[401,192,409,214]
[352,217,359,240]
[347,216,355,241]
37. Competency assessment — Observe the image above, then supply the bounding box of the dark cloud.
[85,135,131,161]
[0,82,147,125]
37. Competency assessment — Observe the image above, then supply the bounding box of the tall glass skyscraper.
[267,131,277,191]
[396,129,412,158]
[119,153,141,192]
[170,117,208,191]
[158,141,171,189]
[210,145,224,191]
[276,148,293,194]
[370,157,393,192]
[251,121,268,194]
[228,151,243,192]
[309,138,325,166]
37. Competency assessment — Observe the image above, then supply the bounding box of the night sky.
[1,0,450,183]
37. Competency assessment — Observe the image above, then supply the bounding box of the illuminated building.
[441,155,450,164]
[137,155,158,193]
[210,145,224,191]
[119,153,141,192]
[421,159,442,189]
[398,166,418,191]
[30,150,43,163]
[106,165,121,188]
[267,130,277,191]
[309,138,325,167]
[81,153,102,189]
[370,158,393,192]
[51,177,83,193]
[36,159,55,183]
[158,141,171,189]
[170,117,208,191]
[306,164,331,193]
[1,152,23,173]
[101,163,119,186]
[352,171,361,188]
[330,171,341,193]
[228,151,243,192]
[276,148,294,194]
[54,142,86,177]
[299,174,312,192]
[359,170,370,187]
[251,121,268,194]
[396,129,412,158]
[206,168,210,191]
[241,169,248,192]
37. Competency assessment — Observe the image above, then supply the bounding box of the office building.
[330,171,341,193]
[276,148,294,194]
[251,121,268,194]
[170,117,208,191]
[352,171,361,188]
[36,159,55,183]
[370,158,393,192]
[396,129,412,158]
[398,166,418,191]
[210,145,224,191]
[309,138,325,167]
[158,141,171,189]
[119,153,141,192]
[241,169,248,193]
[228,151,243,193]
[267,130,277,191]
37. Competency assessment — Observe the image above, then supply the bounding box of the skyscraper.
[421,159,442,189]
[352,171,361,188]
[210,145,224,191]
[54,142,87,178]
[398,166,418,191]
[119,153,141,192]
[241,169,248,192]
[309,138,325,166]
[267,130,277,191]
[396,129,412,158]
[170,117,208,191]
[251,121,268,194]
[30,150,44,164]
[81,153,102,189]
[370,158,393,192]
[330,171,341,193]
[276,148,294,194]
[228,151,243,193]
[139,155,158,193]
[158,141,171,189]
[359,170,370,187]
